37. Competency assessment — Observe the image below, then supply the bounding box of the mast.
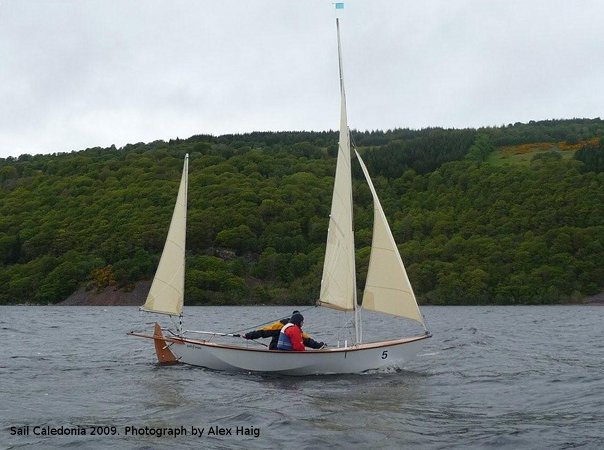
[318,18,360,344]
[336,18,361,344]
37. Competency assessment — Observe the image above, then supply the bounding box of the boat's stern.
[128,323,180,365]
[152,322,179,365]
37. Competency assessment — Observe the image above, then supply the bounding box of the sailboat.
[129,19,431,375]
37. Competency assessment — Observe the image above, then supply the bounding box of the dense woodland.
[1,118,603,305]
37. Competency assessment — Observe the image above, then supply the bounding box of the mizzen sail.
[142,154,189,316]
[355,150,426,328]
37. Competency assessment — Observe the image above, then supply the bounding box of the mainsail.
[142,154,189,316]
[319,18,356,312]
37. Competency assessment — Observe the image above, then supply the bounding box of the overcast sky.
[1,0,603,158]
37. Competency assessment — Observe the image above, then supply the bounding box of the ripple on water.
[1,305,603,449]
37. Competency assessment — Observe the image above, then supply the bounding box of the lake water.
[1,305,603,449]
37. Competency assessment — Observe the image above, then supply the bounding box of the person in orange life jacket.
[276,313,305,351]
[243,311,325,350]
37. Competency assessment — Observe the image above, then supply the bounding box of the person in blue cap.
[276,312,305,351]
[243,311,325,350]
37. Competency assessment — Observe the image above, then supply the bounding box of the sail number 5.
[381,350,388,359]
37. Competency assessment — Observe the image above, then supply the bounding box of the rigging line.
[349,128,363,176]
[229,304,320,335]
[230,317,290,335]
[349,127,358,151]
[166,328,269,347]
[420,312,432,334]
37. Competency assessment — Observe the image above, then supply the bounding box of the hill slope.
[1,119,603,305]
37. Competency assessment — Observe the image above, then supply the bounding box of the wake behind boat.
[128,18,431,375]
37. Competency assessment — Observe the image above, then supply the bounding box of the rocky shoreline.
[584,292,604,304]
[60,281,151,306]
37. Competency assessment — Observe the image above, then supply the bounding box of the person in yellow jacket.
[243,310,325,350]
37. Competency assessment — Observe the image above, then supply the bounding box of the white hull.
[130,326,430,376]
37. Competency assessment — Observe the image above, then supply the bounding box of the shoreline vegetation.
[1,119,603,306]
[55,280,604,307]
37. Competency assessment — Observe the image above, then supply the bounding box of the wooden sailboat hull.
[130,327,431,375]
[131,21,433,376]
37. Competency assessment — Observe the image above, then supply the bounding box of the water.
[1,305,603,449]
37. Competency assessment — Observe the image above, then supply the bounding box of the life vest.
[276,323,295,350]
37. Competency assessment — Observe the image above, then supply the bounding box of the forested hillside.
[1,118,603,305]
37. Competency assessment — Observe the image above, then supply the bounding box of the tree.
[466,134,495,162]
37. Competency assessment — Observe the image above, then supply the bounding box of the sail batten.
[142,155,189,316]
